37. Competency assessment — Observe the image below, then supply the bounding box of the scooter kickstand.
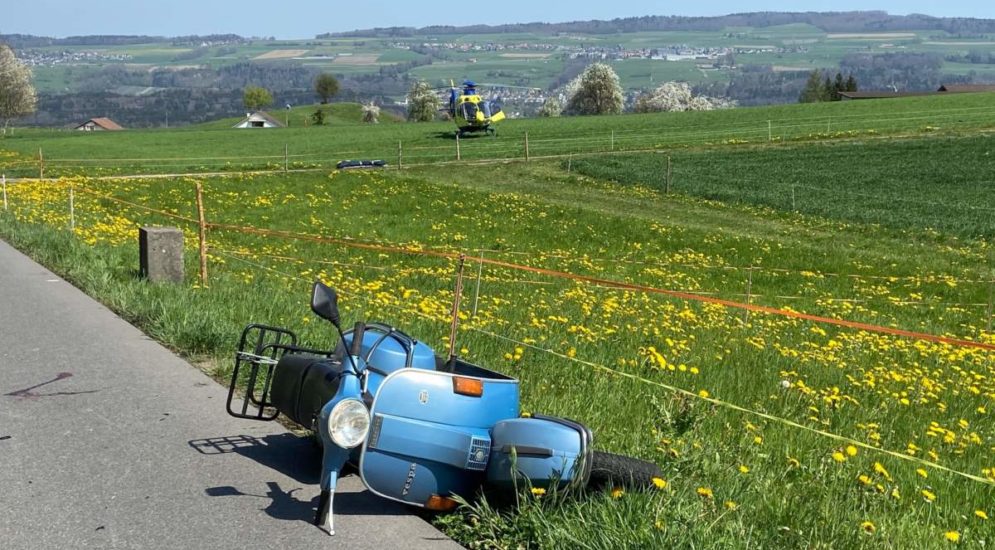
[315,468,339,535]
[316,489,335,535]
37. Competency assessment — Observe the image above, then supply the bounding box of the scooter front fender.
[314,372,363,535]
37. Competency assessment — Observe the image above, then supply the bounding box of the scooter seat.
[270,354,343,429]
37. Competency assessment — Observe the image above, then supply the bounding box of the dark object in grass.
[587,451,663,490]
[336,159,387,170]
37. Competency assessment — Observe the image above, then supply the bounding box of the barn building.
[75,118,124,131]
[233,112,284,129]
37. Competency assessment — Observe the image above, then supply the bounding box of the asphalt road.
[0,239,462,549]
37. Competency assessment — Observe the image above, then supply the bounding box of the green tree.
[314,73,339,104]
[406,80,439,122]
[566,63,624,115]
[0,44,37,135]
[822,76,833,102]
[845,74,858,92]
[798,70,824,103]
[832,72,845,101]
[243,86,273,111]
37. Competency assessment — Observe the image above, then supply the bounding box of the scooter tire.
[588,451,663,490]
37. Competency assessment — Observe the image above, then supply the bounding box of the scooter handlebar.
[350,322,365,357]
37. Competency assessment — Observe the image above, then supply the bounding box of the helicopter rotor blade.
[473,83,544,90]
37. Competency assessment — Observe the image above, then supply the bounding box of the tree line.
[323,11,995,38]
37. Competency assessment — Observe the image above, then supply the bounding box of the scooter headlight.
[328,399,370,449]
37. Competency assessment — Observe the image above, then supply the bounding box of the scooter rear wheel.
[588,451,663,490]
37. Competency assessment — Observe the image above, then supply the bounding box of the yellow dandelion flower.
[753,436,763,445]
[696,487,713,499]
[975,510,989,520]
[917,468,928,478]
[873,462,892,481]
[860,520,876,534]
[846,445,858,457]
[922,489,936,503]
[858,474,872,486]
[724,500,738,510]
[944,531,960,543]
[611,487,624,499]
[787,457,801,468]
[738,465,750,474]
[698,389,710,398]
[654,520,665,530]
[652,477,667,490]
[832,451,847,463]
[890,487,901,500]
[530,487,546,497]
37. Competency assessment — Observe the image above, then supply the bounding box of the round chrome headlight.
[328,399,370,449]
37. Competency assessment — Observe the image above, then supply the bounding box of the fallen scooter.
[226,281,660,535]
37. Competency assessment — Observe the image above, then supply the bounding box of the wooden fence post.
[611,130,615,151]
[2,174,7,211]
[69,183,75,230]
[398,140,403,170]
[986,276,993,333]
[447,254,467,365]
[666,155,672,194]
[743,267,754,324]
[284,144,289,172]
[767,120,772,142]
[791,185,796,211]
[525,132,530,161]
[195,182,208,286]
[456,133,461,161]
[472,251,484,318]
[39,148,44,179]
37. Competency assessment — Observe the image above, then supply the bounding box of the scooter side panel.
[360,370,519,505]
[487,416,592,490]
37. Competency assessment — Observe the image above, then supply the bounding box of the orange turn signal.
[452,376,484,397]
[425,494,459,512]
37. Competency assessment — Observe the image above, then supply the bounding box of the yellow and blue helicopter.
[447,81,505,137]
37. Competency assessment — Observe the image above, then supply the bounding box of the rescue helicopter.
[442,80,538,137]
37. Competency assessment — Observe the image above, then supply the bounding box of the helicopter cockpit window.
[480,102,502,118]
[459,102,479,120]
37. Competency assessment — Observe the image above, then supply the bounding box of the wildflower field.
[2,98,995,548]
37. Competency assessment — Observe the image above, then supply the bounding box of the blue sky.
[2,1,993,38]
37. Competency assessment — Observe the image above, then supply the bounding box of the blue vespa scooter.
[226,281,660,535]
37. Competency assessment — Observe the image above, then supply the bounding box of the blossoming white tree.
[634,82,735,113]
[0,44,37,135]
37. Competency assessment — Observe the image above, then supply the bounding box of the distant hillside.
[0,33,246,48]
[323,11,995,38]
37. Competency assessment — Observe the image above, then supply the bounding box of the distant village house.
[75,117,124,131]
[234,112,284,129]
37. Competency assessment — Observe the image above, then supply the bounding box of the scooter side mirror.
[311,281,341,328]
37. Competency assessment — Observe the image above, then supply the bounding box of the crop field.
[18,24,995,98]
[2,95,995,547]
